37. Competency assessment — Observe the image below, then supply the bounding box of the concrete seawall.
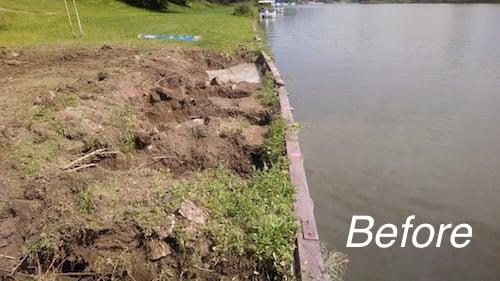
[257,52,329,281]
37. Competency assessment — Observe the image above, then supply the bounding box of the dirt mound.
[0,47,275,280]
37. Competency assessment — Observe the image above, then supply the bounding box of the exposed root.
[62,148,118,171]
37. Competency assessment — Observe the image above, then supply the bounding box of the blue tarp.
[138,33,201,42]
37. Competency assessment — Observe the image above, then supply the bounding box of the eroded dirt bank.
[0,46,292,280]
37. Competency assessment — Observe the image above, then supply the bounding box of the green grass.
[0,0,255,51]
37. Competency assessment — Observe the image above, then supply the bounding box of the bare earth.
[0,46,274,280]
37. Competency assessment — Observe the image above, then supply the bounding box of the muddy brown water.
[262,4,500,281]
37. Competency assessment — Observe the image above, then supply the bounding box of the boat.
[258,0,277,19]
[274,2,285,14]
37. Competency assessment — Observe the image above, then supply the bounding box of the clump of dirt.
[0,46,276,280]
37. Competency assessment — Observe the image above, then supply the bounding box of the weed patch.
[23,235,58,256]
[258,72,280,107]
[169,159,297,277]
[55,94,79,109]
[321,243,349,281]
[263,116,287,163]
[233,2,256,18]
[24,107,55,127]
[10,139,58,175]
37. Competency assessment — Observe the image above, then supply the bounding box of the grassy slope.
[0,0,255,51]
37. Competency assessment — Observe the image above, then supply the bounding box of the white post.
[64,0,76,37]
[72,0,84,35]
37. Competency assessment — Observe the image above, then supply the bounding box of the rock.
[134,132,152,150]
[254,35,262,42]
[23,183,46,200]
[79,92,94,100]
[34,91,56,106]
[175,118,204,130]
[146,239,171,261]
[97,71,109,81]
[178,200,206,224]
[210,77,221,86]
[150,87,173,103]
[5,60,22,66]
[196,80,210,89]
[0,238,8,248]
[101,45,113,51]
[150,92,162,103]
[0,218,17,239]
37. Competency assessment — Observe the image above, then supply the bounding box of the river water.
[262,4,500,281]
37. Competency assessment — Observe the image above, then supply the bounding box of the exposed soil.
[0,46,275,280]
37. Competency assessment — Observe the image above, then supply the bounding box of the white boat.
[274,2,285,14]
[258,0,277,18]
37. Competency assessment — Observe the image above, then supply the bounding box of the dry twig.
[10,255,27,275]
[62,148,118,171]
[0,254,15,260]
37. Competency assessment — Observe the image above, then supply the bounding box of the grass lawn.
[0,0,255,51]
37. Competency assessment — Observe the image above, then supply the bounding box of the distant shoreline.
[303,0,500,4]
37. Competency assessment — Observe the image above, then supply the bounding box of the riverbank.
[0,1,301,280]
[0,44,300,280]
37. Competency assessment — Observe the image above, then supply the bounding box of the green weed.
[233,2,256,18]
[23,236,58,256]
[24,107,55,127]
[55,94,79,109]
[131,205,168,237]
[263,116,287,163]
[109,105,136,129]
[122,133,136,152]
[78,189,95,213]
[10,139,58,175]
[321,243,349,281]
[258,72,279,107]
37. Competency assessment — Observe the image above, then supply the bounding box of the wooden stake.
[72,0,84,35]
[63,0,76,37]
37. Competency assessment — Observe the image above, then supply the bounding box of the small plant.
[233,2,256,18]
[24,107,55,127]
[110,105,136,130]
[257,72,279,107]
[23,236,58,256]
[263,116,287,163]
[78,189,94,213]
[122,133,136,152]
[321,243,349,281]
[132,205,168,237]
[55,94,78,109]
[219,127,243,138]
[55,122,76,139]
